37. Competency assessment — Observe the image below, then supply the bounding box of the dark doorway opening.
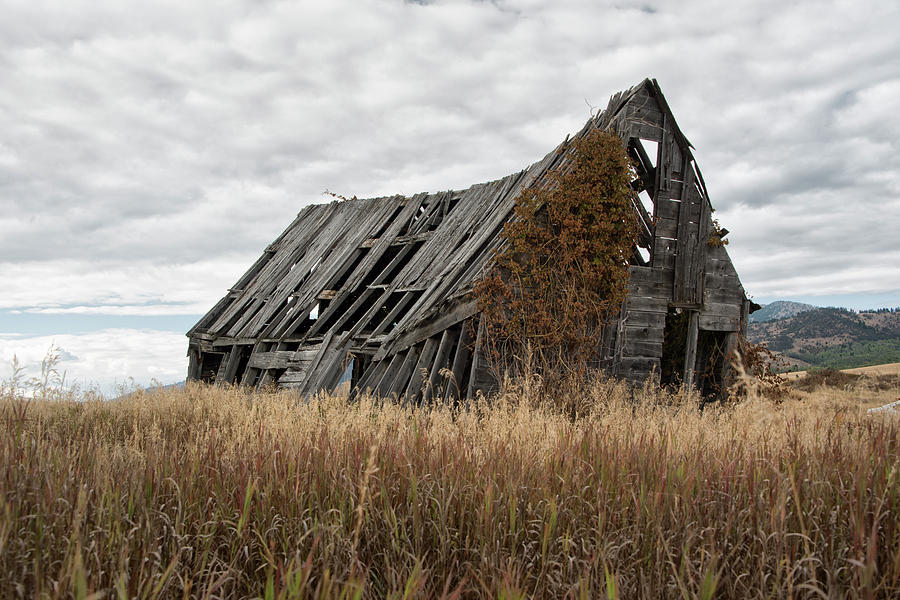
[198,352,225,383]
[660,309,688,387]
[696,330,729,400]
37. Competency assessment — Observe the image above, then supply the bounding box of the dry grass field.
[2,369,900,598]
[783,362,900,381]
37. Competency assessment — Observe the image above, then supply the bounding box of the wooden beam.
[374,352,406,398]
[187,347,200,381]
[375,299,478,361]
[424,328,455,403]
[221,347,242,384]
[683,310,699,390]
[387,346,420,400]
[444,323,473,403]
[466,317,487,400]
[372,291,417,335]
[403,336,440,404]
[353,358,389,399]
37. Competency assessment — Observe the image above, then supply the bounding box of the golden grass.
[2,374,900,598]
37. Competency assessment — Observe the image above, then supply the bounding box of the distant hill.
[748,307,900,370]
[749,300,818,323]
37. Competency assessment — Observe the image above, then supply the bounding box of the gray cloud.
[1,0,899,317]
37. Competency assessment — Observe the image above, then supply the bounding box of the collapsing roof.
[187,78,752,401]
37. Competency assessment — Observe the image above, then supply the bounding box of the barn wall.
[188,79,749,399]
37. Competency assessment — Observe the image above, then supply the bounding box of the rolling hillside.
[748,307,900,370]
[749,300,818,323]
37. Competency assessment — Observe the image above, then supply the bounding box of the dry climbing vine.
[474,129,639,386]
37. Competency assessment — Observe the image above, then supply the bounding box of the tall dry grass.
[2,372,900,598]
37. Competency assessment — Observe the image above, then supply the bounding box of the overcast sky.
[2,0,899,391]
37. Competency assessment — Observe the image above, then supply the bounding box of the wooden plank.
[403,336,440,403]
[187,348,200,381]
[424,328,455,403]
[683,310,699,389]
[210,202,343,336]
[704,272,741,290]
[295,332,332,393]
[247,350,317,370]
[674,169,709,306]
[653,106,667,196]
[624,324,665,342]
[617,356,659,381]
[212,338,254,347]
[269,198,408,339]
[387,346,420,400]
[278,368,307,385]
[705,257,740,278]
[699,314,740,332]
[372,291,418,335]
[626,102,665,130]
[387,175,522,335]
[375,300,478,361]
[702,301,742,321]
[624,339,663,359]
[625,121,664,143]
[373,352,406,398]
[308,287,378,337]
[626,266,662,286]
[622,310,667,329]
[625,295,668,313]
[655,216,678,238]
[623,323,664,358]
[240,342,265,385]
[741,299,751,338]
[249,350,291,370]
[221,347,242,384]
[302,333,352,396]
[354,358,389,398]
[467,318,489,400]
[470,364,499,398]
[692,196,711,303]
[705,285,744,307]
[341,287,395,339]
[627,273,673,298]
[445,323,473,403]
[652,238,677,270]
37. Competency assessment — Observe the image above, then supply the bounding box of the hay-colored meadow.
[2,371,900,598]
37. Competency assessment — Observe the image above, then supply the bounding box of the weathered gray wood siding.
[188,78,749,397]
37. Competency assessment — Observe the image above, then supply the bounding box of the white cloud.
[0,329,188,394]
[0,259,249,312]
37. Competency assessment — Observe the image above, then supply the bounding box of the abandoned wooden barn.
[187,78,753,400]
